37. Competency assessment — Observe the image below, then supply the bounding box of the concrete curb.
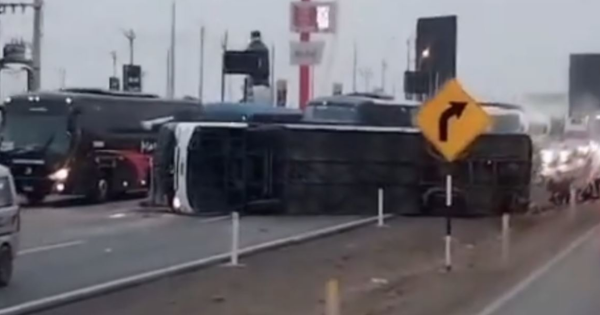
[0,215,393,315]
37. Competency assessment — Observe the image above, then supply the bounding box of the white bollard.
[569,186,577,220]
[325,279,341,315]
[501,212,511,265]
[229,211,240,266]
[377,188,385,227]
[444,174,453,272]
[444,235,452,271]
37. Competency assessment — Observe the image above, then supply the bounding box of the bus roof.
[309,94,421,107]
[6,88,200,105]
[202,102,302,115]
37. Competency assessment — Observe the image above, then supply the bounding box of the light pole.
[110,51,117,77]
[122,29,136,65]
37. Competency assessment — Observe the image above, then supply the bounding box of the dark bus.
[149,102,303,209]
[0,88,200,204]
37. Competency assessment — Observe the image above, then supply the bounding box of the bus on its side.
[0,88,201,204]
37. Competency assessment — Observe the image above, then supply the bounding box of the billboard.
[289,41,325,66]
[290,1,338,33]
[122,65,142,92]
[415,15,457,92]
[569,54,600,118]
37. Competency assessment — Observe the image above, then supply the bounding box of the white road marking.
[198,215,229,224]
[108,213,128,219]
[0,215,390,315]
[18,240,86,256]
[475,223,600,315]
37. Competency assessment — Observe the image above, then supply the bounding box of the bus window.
[304,103,358,123]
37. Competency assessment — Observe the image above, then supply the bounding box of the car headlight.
[49,168,69,181]
[577,146,590,155]
[541,150,555,164]
[173,196,181,209]
[559,150,571,163]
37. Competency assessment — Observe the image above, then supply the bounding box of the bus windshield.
[490,114,524,133]
[1,113,70,154]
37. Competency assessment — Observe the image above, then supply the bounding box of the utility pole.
[198,25,205,102]
[122,29,136,65]
[31,0,43,91]
[220,30,228,102]
[166,49,171,97]
[169,1,176,98]
[0,1,44,91]
[271,43,276,105]
[352,41,357,92]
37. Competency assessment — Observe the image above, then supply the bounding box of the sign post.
[416,79,491,272]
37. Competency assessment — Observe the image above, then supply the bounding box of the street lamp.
[418,48,430,71]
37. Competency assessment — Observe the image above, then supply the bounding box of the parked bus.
[0,88,200,204]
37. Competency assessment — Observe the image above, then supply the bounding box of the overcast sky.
[0,0,599,106]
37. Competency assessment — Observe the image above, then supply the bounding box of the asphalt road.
[1,198,368,311]
[480,225,600,315]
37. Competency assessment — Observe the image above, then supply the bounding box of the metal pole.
[381,60,387,93]
[501,212,510,265]
[271,43,276,105]
[198,25,205,102]
[166,49,171,97]
[169,1,176,97]
[129,39,134,65]
[406,37,411,71]
[377,188,385,227]
[352,41,357,92]
[298,0,311,110]
[569,185,577,220]
[445,174,453,272]
[31,0,43,91]
[111,51,117,77]
[220,30,228,102]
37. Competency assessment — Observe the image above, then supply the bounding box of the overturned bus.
[148,103,304,209]
[150,96,533,216]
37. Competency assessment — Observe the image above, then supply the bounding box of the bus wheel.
[89,179,109,203]
[25,192,46,206]
[0,245,13,287]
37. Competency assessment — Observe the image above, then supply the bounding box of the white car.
[0,164,19,287]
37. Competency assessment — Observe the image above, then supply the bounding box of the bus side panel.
[419,134,533,216]
[276,128,421,215]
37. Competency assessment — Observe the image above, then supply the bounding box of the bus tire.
[25,192,46,206]
[0,245,13,287]
[89,178,109,203]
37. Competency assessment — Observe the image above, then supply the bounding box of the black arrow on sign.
[439,101,467,142]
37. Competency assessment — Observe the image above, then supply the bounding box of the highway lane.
[479,225,600,315]
[2,199,368,310]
